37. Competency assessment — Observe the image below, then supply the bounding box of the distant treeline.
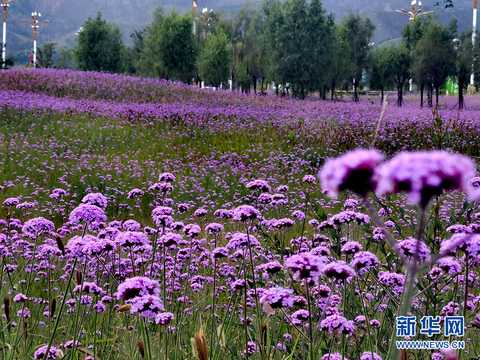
[4,0,479,108]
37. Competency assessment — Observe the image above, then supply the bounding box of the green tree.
[264,0,333,99]
[454,30,476,109]
[197,29,231,88]
[343,13,375,102]
[57,48,75,70]
[413,21,456,106]
[327,24,353,101]
[38,42,55,69]
[74,12,124,73]
[384,44,412,107]
[137,9,196,83]
[369,46,390,104]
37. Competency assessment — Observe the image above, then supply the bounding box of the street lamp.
[1,0,19,69]
[471,0,477,85]
[201,8,213,39]
[396,0,433,91]
[396,1,433,23]
[22,12,48,68]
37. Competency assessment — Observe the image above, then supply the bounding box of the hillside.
[4,0,474,66]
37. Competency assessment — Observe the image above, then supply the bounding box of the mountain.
[3,0,475,66]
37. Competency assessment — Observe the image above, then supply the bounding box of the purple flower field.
[0,69,480,360]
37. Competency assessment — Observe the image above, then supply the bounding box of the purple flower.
[245,342,257,356]
[320,354,346,360]
[74,282,106,295]
[360,352,382,360]
[152,206,174,227]
[214,209,234,218]
[149,182,173,193]
[378,271,405,296]
[184,224,201,238]
[341,241,363,255]
[123,220,141,231]
[69,204,107,225]
[291,210,305,220]
[212,247,229,259]
[82,193,108,210]
[291,309,310,324]
[193,208,208,217]
[34,345,59,359]
[437,256,462,274]
[232,205,262,222]
[159,233,182,247]
[127,188,144,199]
[246,179,271,193]
[319,149,384,197]
[350,251,381,275]
[302,175,316,184]
[440,233,480,257]
[256,261,283,274]
[22,217,54,237]
[3,197,19,206]
[130,294,164,318]
[393,238,431,262]
[322,261,356,283]
[284,252,326,281]
[156,311,175,325]
[158,172,176,182]
[115,276,160,300]
[319,314,355,335]
[377,151,476,208]
[259,287,294,309]
[205,223,224,235]
[116,231,149,247]
[226,232,260,250]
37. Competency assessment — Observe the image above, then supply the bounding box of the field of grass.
[0,69,480,360]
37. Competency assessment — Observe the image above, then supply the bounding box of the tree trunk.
[253,76,257,95]
[420,82,424,108]
[353,82,359,102]
[331,80,335,101]
[397,82,403,107]
[435,85,439,106]
[427,85,433,107]
[322,85,327,100]
[459,79,465,110]
[381,87,384,104]
[261,78,265,94]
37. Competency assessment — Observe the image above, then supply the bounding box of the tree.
[136,9,196,83]
[413,21,456,106]
[402,16,433,106]
[343,13,375,102]
[454,30,476,110]
[384,44,412,107]
[264,0,333,99]
[135,6,164,78]
[369,46,390,104]
[38,42,55,69]
[197,29,231,88]
[57,48,75,70]
[327,24,353,101]
[74,12,124,73]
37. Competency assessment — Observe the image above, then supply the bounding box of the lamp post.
[22,12,48,68]
[471,0,477,85]
[396,1,433,91]
[1,0,18,69]
[201,8,213,40]
[192,0,197,34]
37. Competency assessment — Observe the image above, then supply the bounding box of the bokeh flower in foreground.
[319,149,384,197]
[377,151,476,208]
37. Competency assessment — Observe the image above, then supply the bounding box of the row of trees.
[30,0,479,107]
[68,1,376,100]
[371,17,478,109]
